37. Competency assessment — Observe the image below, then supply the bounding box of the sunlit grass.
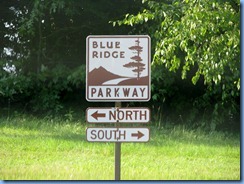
[0,115,240,180]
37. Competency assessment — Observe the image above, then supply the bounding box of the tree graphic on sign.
[123,38,145,80]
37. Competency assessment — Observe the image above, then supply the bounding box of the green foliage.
[151,64,177,102]
[2,0,141,74]
[0,0,140,113]
[0,60,31,99]
[67,65,86,88]
[29,65,70,113]
[29,65,86,113]
[0,64,86,113]
[116,0,240,98]
[114,0,240,129]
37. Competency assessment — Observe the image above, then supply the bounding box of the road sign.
[86,107,150,123]
[86,127,150,142]
[86,35,151,101]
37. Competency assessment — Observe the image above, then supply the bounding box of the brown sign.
[86,107,150,123]
[86,35,151,101]
[86,127,150,142]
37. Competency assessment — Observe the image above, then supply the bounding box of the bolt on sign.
[86,107,150,123]
[86,35,151,101]
[86,127,150,142]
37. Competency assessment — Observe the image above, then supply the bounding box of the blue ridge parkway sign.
[86,35,151,101]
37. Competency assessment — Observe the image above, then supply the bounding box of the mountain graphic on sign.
[88,66,125,85]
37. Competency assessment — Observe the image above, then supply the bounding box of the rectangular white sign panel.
[86,107,150,123]
[86,35,151,101]
[86,127,150,142]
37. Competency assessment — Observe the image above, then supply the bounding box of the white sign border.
[86,35,151,102]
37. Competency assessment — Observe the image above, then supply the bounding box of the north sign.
[86,127,150,142]
[86,35,151,101]
[86,107,150,123]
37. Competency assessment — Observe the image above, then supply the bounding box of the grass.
[0,115,240,180]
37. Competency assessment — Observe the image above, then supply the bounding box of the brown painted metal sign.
[86,35,151,101]
[86,107,150,123]
[86,127,150,142]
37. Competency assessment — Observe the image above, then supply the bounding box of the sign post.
[85,35,151,180]
[115,102,121,180]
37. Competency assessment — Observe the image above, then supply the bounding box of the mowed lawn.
[0,116,240,180]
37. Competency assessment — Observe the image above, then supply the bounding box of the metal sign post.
[115,101,121,180]
[85,35,151,180]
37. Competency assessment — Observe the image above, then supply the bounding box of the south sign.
[86,127,150,142]
[86,35,151,101]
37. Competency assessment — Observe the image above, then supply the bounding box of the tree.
[124,38,145,79]
[115,0,240,101]
[1,0,142,73]
[114,0,240,129]
[0,0,142,112]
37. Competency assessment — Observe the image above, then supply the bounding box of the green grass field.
[0,115,240,180]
